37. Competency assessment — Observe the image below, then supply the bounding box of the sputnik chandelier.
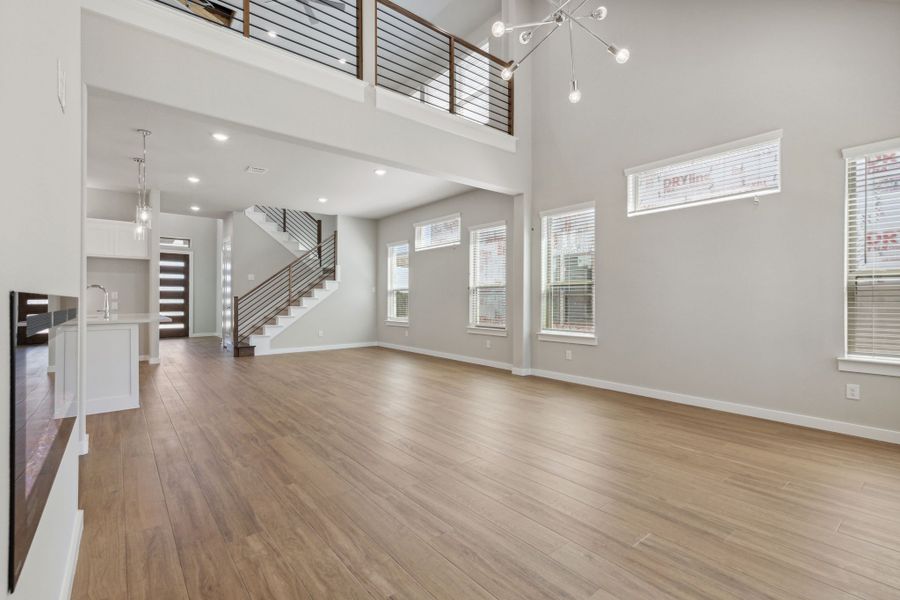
[492,1,630,104]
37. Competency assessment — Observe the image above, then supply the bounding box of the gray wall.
[377,189,515,365]
[159,212,222,335]
[231,210,295,297]
[528,0,900,430]
[87,187,135,220]
[86,257,151,356]
[272,216,378,350]
[0,0,84,597]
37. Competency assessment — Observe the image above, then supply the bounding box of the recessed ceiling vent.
[245,166,269,175]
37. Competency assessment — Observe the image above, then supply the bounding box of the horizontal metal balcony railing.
[153,0,362,77]
[375,0,514,135]
[149,0,514,135]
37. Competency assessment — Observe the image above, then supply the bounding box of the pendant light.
[134,129,152,240]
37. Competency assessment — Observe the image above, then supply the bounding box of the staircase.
[232,231,338,357]
[245,205,321,257]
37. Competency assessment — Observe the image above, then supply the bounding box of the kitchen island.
[55,313,170,416]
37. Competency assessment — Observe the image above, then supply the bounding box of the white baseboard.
[529,368,900,445]
[190,332,220,338]
[511,367,532,376]
[377,342,513,371]
[263,341,377,356]
[60,510,84,600]
[79,434,90,456]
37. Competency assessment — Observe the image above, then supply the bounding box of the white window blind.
[542,206,595,335]
[845,145,900,360]
[387,242,409,322]
[626,131,782,216]
[415,214,461,251]
[469,223,507,329]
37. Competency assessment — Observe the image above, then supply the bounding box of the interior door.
[160,252,190,338]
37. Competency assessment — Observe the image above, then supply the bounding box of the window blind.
[387,242,409,322]
[627,133,781,216]
[415,214,461,251]
[542,207,595,335]
[469,224,507,329]
[846,148,900,360]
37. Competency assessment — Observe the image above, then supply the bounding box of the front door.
[160,252,189,338]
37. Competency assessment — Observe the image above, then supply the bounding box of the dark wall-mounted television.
[8,291,77,592]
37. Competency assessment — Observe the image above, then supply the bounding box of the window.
[387,242,410,323]
[541,205,595,336]
[160,236,191,248]
[844,141,900,363]
[626,130,782,216]
[469,223,507,330]
[415,214,460,251]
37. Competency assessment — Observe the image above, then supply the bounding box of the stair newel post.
[232,296,239,353]
[333,231,338,276]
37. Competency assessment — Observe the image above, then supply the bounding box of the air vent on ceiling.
[245,166,269,175]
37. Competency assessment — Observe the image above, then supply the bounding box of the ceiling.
[87,91,471,219]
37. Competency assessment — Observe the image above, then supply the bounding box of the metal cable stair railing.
[255,205,322,251]
[233,231,337,352]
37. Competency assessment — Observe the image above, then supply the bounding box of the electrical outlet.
[248,273,255,281]
[485,339,492,349]
[318,329,324,338]
[846,383,861,401]
[565,349,573,360]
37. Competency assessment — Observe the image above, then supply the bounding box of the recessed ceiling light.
[374,168,387,176]
[267,30,278,38]
[212,132,229,142]
[187,176,200,184]
[317,197,328,204]
[190,205,200,212]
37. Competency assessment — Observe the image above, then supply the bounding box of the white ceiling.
[87,91,471,219]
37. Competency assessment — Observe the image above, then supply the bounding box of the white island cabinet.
[56,314,169,416]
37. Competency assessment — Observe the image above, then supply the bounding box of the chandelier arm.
[506,19,555,32]
[560,0,593,19]
[570,15,612,48]
[515,20,562,69]
[568,19,576,82]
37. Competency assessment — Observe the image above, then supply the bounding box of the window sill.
[538,332,598,346]
[837,356,900,378]
[467,327,507,337]
[385,320,409,328]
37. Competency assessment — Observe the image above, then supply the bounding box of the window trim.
[468,220,507,332]
[386,240,409,324]
[539,202,597,341]
[839,136,900,375]
[414,213,461,252]
[624,129,783,217]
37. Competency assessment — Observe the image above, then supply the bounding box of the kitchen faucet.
[87,284,110,319]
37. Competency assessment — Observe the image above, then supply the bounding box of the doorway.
[160,252,190,338]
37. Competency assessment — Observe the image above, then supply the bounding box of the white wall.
[271,216,378,351]
[377,190,515,366]
[0,0,84,597]
[231,211,295,297]
[86,187,135,220]
[86,257,151,355]
[527,0,900,432]
[159,212,222,335]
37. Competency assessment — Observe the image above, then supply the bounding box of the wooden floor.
[72,337,900,600]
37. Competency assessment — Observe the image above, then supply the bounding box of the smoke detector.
[245,165,269,175]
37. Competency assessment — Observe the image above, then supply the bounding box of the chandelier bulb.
[491,21,507,38]
[568,81,582,104]
[591,6,608,21]
[519,30,533,45]
[501,63,518,81]
[608,45,630,64]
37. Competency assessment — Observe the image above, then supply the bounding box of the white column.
[361,0,377,87]
[78,84,89,455]
[148,189,161,363]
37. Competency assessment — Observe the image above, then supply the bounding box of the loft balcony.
[145,0,514,135]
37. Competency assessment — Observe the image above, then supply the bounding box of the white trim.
[262,342,377,356]
[385,320,409,327]
[468,327,508,337]
[60,510,84,600]
[539,201,596,218]
[415,241,460,252]
[511,367,532,376]
[79,434,90,456]
[469,219,507,231]
[414,212,461,229]
[623,129,784,176]
[139,354,150,362]
[538,332,598,346]
[375,87,517,153]
[148,357,161,365]
[81,0,368,103]
[837,356,900,378]
[189,332,220,338]
[529,368,900,445]
[842,136,900,160]
[378,342,512,371]
[626,188,779,218]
